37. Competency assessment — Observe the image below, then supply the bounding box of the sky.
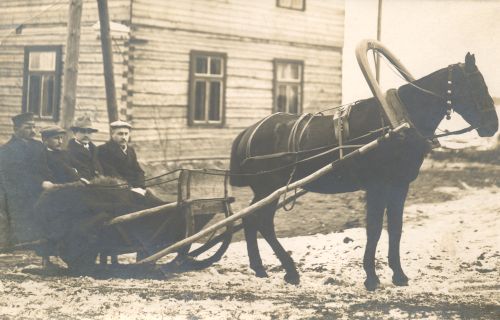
[341,0,500,144]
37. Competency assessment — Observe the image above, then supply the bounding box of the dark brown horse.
[229,53,498,290]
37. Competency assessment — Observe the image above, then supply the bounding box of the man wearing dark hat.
[98,120,145,191]
[41,126,80,184]
[67,115,103,180]
[0,113,54,265]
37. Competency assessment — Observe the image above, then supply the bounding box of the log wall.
[129,0,345,164]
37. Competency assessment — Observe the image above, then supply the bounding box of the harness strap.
[333,105,353,156]
[297,114,316,148]
[245,112,284,159]
[288,113,312,153]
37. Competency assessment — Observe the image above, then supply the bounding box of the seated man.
[40,126,80,184]
[67,116,103,180]
[0,112,55,267]
[98,120,146,194]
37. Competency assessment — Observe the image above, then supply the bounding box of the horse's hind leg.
[386,183,410,286]
[257,201,300,285]
[243,213,267,278]
[363,184,387,291]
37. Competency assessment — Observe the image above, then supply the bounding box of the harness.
[245,105,355,162]
[333,105,352,158]
[245,112,285,160]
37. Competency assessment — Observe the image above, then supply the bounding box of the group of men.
[0,112,147,267]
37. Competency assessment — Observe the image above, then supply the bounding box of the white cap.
[110,120,132,129]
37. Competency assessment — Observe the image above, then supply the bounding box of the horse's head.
[450,53,498,137]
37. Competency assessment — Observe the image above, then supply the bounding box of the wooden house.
[0,0,345,168]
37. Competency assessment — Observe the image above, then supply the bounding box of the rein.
[428,126,476,139]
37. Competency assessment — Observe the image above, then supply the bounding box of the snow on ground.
[0,185,498,319]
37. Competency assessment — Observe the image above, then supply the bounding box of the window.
[188,51,226,126]
[274,60,303,114]
[22,46,62,120]
[277,0,305,11]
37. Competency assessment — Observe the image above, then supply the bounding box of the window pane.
[288,85,299,114]
[29,51,56,71]
[209,81,221,121]
[210,58,222,75]
[291,0,304,9]
[41,75,55,117]
[194,81,206,120]
[277,63,286,80]
[290,64,300,79]
[277,85,287,113]
[279,0,292,7]
[277,62,300,81]
[28,74,41,115]
[195,57,208,74]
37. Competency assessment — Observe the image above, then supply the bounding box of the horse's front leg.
[363,185,387,291]
[386,183,410,286]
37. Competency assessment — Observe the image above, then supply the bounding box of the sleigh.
[0,169,236,271]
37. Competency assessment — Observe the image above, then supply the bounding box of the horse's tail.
[229,128,249,187]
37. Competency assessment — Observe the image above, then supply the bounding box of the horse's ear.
[465,52,477,72]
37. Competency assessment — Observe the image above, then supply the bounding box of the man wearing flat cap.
[0,113,54,261]
[98,120,146,192]
[41,126,80,184]
[67,115,103,180]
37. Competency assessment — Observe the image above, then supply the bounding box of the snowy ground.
[0,162,499,319]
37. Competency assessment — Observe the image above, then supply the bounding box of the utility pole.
[97,0,119,123]
[375,0,383,83]
[60,0,83,130]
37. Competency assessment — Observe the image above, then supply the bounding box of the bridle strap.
[445,65,453,120]
[429,125,476,139]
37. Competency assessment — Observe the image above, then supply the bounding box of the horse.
[229,53,498,290]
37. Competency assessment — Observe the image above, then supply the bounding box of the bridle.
[391,62,486,139]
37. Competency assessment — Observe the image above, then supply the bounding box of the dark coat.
[0,136,52,243]
[44,148,80,184]
[98,141,145,188]
[67,139,103,180]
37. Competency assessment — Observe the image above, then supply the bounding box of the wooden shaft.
[375,0,383,83]
[60,0,83,130]
[355,39,414,128]
[137,123,410,264]
[97,0,119,123]
[104,202,178,226]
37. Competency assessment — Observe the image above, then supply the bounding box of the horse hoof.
[364,277,380,291]
[254,269,268,278]
[284,272,300,285]
[392,274,409,286]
